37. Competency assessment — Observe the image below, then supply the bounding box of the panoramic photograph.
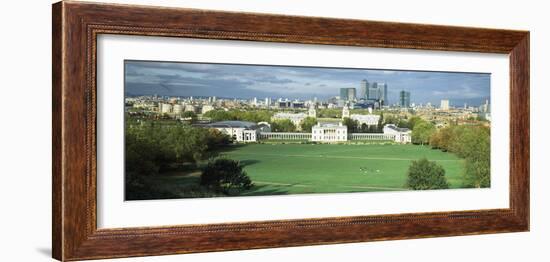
[124,60,491,200]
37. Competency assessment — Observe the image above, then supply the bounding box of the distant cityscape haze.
[125,60,490,107]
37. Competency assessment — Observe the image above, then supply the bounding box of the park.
[142,143,466,198]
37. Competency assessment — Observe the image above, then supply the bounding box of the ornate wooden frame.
[52,1,530,261]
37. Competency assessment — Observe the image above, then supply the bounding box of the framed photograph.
[52,1,529,261]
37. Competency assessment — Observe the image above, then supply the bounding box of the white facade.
[383,124,412,143]
[184,104,196,112]
[343,104,380,126]
[206,121,270,143]
[350,114,380,126]
[342,104,350,118]
[215,127,256,142]
[311,122,348,142]
[172,104,183,115]
[160,103,173,113]
[201,105,214,114]
[308,105,317,118]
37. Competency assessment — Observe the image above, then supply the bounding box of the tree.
[203,109,273,123]
[377,113,384,132]
[383,115,399,125]
[406,158,449,190]
[300,117,317,132]
[427,124,490,188]
[182,111,197,123]
[271,119,296,132]
[397,119,409,128]
[342,117,359,133]
[411,120,435,145]
[200,158,253,195]
[367,125,377,133]
[464,156,490,188]
[407,116,422,129]
[360,123,368,133]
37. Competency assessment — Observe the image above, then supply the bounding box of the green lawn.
[221,143,465,196]
[151,143,466,198]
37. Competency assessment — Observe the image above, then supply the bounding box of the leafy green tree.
[383,115,399,125]
[342,117,359,133]
[182,111,197,123]
[367,125,377,133]
[271,119,296,132]
[300,117,318,132]
[377,113,384,132]
[317,108,341,118]
[406,158,449,190]
[204,109,273,123]
[427,124,490,188]
[407,116,422,129]
[360,123,368,133]
[200,158,253,195]
[464,156,490,188]
[411,120,435,145]
[397,119,409,128]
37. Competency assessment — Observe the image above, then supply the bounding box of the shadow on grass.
[239,159,261,167]
[239,184,291,196]
[216,144,249,154]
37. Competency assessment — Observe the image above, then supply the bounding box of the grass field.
[153,143,466,197]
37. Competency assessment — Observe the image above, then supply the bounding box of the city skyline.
[125,60,491,106]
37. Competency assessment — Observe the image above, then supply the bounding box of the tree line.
[203,109,273,123]
[409,119,490,188]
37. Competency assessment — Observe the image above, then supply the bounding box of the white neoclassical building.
[383,124,412,143]
[311,122,348,142]
[350,114,380,126]
[160,103,173,114]
[342,105,380,126]
[205,121,271,142]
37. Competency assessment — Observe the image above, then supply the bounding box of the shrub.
[200,158,253,195]
[406,158,449,190]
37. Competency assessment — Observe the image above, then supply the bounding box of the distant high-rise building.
[339,88,348,101]
[339,88,356,102]
[399,91,411,108]
[363,81,388,106]
[441,99,450,110]
[367,82,380,100]
[347,88,356,101]
[378,83,388,106]
[360,79,369,99]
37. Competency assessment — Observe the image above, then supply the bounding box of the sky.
[125,60,491,106]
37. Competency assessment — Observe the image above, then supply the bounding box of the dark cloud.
[125,60,490,106]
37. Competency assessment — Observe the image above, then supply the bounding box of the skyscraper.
[399,90,410,108]
[367,82,378,100]
[360,79,369,99]
[376,83,388,106]
[339,88,348,101]
[339,88,356,101]
[347,88,356,101]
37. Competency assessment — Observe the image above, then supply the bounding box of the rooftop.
[385,124,411,132]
